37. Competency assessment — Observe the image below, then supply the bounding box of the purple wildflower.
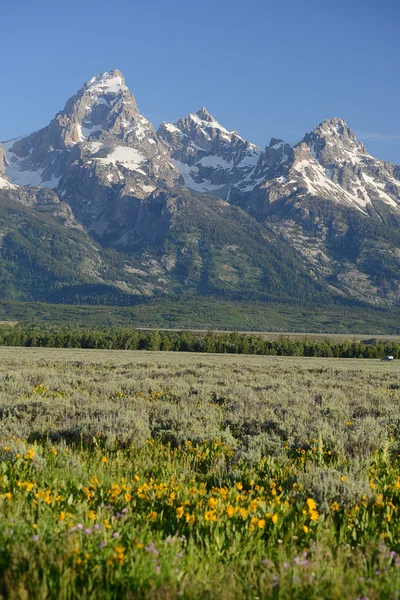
[145,542,159,556]
[261,558,272,566]
[112,531,119,538]
[98,541,106,549]
[84,528,92,535]
[77,523,83,530]
[32,534,40,541]
[294,556,309,566]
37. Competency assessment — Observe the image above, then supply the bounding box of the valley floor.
[0,349,400,598]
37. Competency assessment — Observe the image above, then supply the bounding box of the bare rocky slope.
[2,70,400,307]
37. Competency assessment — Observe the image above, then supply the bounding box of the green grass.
[1,297,400,334]
[0,349,399,597]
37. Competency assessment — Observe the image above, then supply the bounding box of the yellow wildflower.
[249,517,259,531]
[226,505,235,518]
[272,514,278,525]
[306,498,317,511]
[204,510,217,522]
[208,497,218,509]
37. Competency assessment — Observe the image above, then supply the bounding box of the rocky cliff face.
[2,70,400,307]
[3,71,179,240]
[158,108,263,199]
[245,118,400,218]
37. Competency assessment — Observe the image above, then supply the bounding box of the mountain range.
[1,69,400,310]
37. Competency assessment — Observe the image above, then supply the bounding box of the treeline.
[0,325,399,358]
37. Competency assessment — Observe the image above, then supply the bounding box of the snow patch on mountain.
[158,108,262,199]
[0,176,16,190]
[86,72,127,95]
[94,146,145,170]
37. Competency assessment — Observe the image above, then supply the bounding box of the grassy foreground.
[0,349,400,598]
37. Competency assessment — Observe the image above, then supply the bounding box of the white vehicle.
[381,355,394,361]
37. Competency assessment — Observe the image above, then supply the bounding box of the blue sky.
[2,0,399,162]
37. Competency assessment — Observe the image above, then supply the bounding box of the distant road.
[136,327,400,342]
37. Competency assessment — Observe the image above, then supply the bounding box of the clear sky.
[2,0,399,162]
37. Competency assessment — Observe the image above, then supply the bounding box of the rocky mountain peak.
[81,70,127,95]
[309,117,354,141]
[2,69,179,200]
[195,107,214,122]
[158,109,261,199]
[300,116,368,174]
[268,137,286,148]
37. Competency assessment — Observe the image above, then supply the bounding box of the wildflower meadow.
[0,347,399,598]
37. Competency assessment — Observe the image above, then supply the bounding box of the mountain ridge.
[1,69,400,309]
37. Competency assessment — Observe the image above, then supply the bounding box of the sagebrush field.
[1,348,400,598]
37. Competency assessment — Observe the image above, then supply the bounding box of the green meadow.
[0,348,399,598]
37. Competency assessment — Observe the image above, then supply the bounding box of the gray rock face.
[0,143,16,191]
[159,109,400,217]
[3,72,400,307]
[0,143,7,179]
[158,108,262,200]
[2,70,179,239]
[244,118,400,218]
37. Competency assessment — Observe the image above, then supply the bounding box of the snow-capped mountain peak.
[2,70,178,202]
[245,118,400,216]
[158,109,261,198]
[83,70,128,95]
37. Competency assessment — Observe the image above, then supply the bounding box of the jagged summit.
[2,74,400,307]
[158,108,261,198]
[268,137,286,148]
[307,117,360,146]
[82,69,127,95]
[195,107,214,122]
[2,70,178,201]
